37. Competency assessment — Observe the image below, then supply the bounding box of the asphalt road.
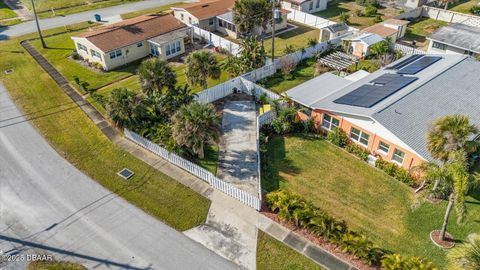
[0,83,238,270]
[0,0,188,40]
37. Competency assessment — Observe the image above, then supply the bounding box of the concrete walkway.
[217,100,259,196]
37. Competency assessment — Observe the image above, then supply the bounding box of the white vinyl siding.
[350,127,370,147]
[321,114,339,130]
[392,148,405,165]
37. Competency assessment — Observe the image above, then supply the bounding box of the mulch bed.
[261,209,381,270]
[430,230,455,249]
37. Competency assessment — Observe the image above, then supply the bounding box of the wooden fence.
[124,129,262,210]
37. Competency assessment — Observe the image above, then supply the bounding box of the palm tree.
[185,51,221,89]
[224,56,244,78]
[163,84,196,114]
[427,114,478,163]
[233,0,273,42]
[240,36,267,70]
[137,58,177,96]
[106,88,141,129]
[171,102,221,158]
[447,234,480,270]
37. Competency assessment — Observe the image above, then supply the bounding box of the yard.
[257,231,324,270]
[263,22,320,58]
[449,0,480,14]
[0,1,17,20]
[28,261,86,270]
[401,18,448,49]
[314,0,402,29]
[0,23,211,232]
[120,2,184,19]
[262,134,480,267]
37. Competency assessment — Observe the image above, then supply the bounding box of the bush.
[471,5,480,16]
[71,51,80,60]
[381,254,438,270]
[355,9,363,16]
[327,127,348,148]
[365,5,377,16]
[375,158,416,186]
[345,143,369,161]
[356,0,380,7]
[373,15,382,23]
[92,62,104,70]
[307,38,318,47]
[271,107,297,134]
[339,12,350,23]
[283,44,296,55]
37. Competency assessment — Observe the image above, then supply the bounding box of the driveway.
[0,83,238,270]
[0,0,190,40]
[217,100,259,196]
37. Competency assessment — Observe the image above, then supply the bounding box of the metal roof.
[428,23,480,54]
[326,23,349,33]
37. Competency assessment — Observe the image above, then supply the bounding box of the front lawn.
[314,0,401,29]
[262,134,480,267]
[263,22,320,58]
[28,261,86,270]
[0,1,17,20]
[0,23,210,232]
[257,231,324,270]
[120,2,185,19]
[402,18,448,49]
[449,0,480,14]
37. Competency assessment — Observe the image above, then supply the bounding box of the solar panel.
[397,56,442,75]
[386,54,424,70]
[334,76,418,108]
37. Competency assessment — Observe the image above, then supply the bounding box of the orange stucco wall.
[310,109,425,169]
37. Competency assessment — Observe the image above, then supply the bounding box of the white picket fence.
[191,26,242,56]
[124,129,262,210]
[195,77,244,104]
[286,8,358,32]
[392,43,426,55]
[241,77,282,100]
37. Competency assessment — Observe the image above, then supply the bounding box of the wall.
[156,37,186,60]
[422,6,480,27]
[426,40,479,56]
[282,0,327,13]
[103,41,150,70]
[173,9,199,25]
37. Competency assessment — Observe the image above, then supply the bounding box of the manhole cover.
[4,69,14,75]
[117,168,134,179]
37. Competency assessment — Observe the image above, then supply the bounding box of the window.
[209,17,214,25]
[150,45,159,56]
[432,41,446,51]
[176,41,181,52]
[219,19,224,27]
[316,0,320,8]
[109,49,122,59]
[137,42,143,48]
[90,49,101,59]
[321,114,339,130]
[309,1,313,10]
[350,127,370,146]
[377,141,390,154]
[188,17,192,24]
[181,13,184,20]
[166,44,171,56]
[78,43,87,52]
[464,50,474,56]
[392,149,405,164]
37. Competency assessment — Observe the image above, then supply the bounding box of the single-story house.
[71,14,191,71]
[281,0,327,13]
[363,18,409,43]
[286,54,480,169]
[320,22,349,42]
[342,33,384,58]
[427,23,480,57]
[172,0,289,39]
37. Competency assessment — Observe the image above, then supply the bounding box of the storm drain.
[117,168,134,179]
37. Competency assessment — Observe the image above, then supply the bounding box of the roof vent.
[202,4,209,7]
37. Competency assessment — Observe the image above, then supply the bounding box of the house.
[427,23,480,57]
[286,54,480,169]
[320,22,349,42]
[342,33,384,58]
[172,0,289,39]
[363,19,409,43]
[281,0,327,13]
[71,14,190,71]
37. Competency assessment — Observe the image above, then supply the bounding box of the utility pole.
[271,0,276,61]
[31,0,46,48]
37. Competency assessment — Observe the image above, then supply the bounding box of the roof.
[218,11,234,22]
[73,14,187,52]
[363,24,398,38]
[344,70,370,82]
[373,57,480,161]
[326,22,349,33]
[174,0,236,20]
[383,18,410,26]
[148,30,189,45]
[428,23,480,53]
[286,73,352,107]
[346,33,384,46]
[283,0,309,4]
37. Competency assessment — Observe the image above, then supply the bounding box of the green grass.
[0,23,210,232]
[403,18,448,49]
[257,57,318,93]
[0,18,22,27]
[263,22,320,58]
[257,231,324,270]
[0,1,17,20]
[314,0,401,29]
[262,134,480,267]
[121,2,184,19]
[449,0,480,14]
[346,59,379,73]
[195,144,219,174]
[28,261,86,270]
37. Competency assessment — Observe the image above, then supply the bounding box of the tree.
[427,114,478,163]
[224,56,244,77]
[163,84,196,114]
[447,234,480,270]
[171,102,221,158]
[438,0,455,9]
[185,51,221,89]
[364,5,378,16]
[339,12,350,23]
[233,0,274,41]
[369,40,390,57]
[138,58,177,96]
[240,36,267,70]
[106,88,141,129]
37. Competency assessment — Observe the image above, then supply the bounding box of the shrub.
[71,51,80,60]
[373,15,382,23]
[365,5,377,16]
[280,57,297,79]
[92,62,104,70]
[355,9,363,16]
[340,231,385,265]
[356,0,380,7]
[271,107,297,134]
[327,127,348,148]
[345,143,369,161]
[471,5,480,16]
[381,254,438,270]
[375,158,416,187]
[369,40,390,57]
[283,44,296,55]
[339,12,350,23]
[307,38,318,47]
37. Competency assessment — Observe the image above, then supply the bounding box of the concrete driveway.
[0,83,238,270]
[217,100,259,196]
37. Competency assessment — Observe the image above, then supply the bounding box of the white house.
[427,23,480,57]
[281,0,327,13]
[343,33,384,58]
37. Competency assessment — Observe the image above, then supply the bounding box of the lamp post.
[31,0,46,48]
[271,0,281,61]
